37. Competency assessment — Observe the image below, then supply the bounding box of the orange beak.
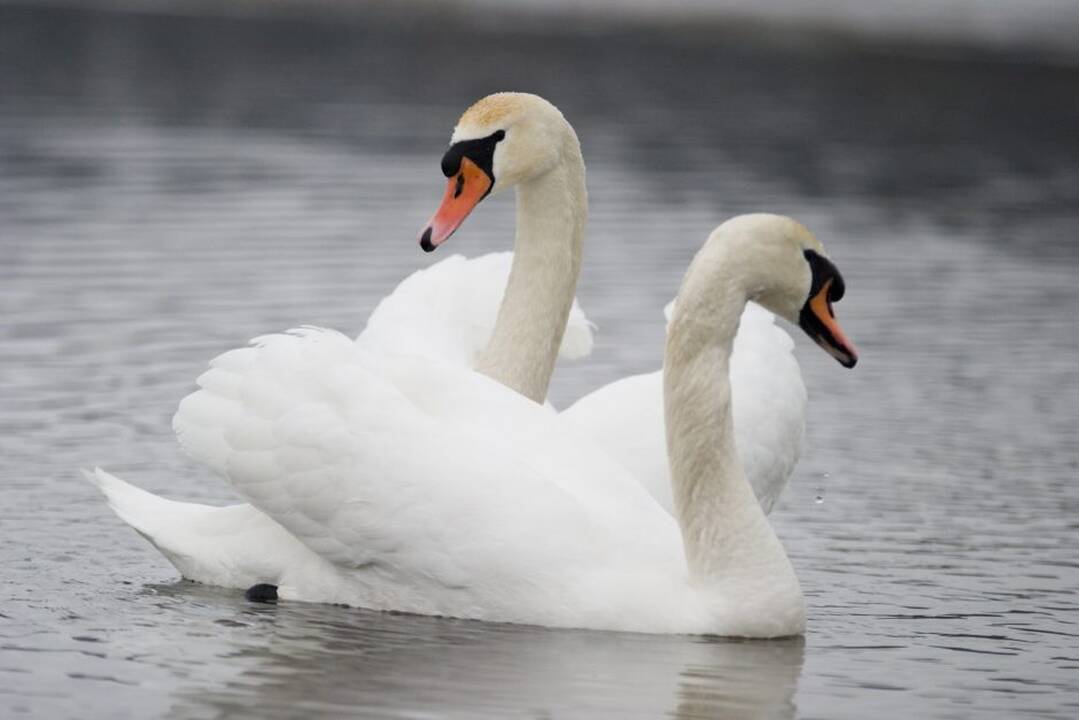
[803,278,858,368]
[418,157,493,252]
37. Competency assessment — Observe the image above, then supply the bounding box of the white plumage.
[165,327,720,632]
[89,249,598,597]
[88,253,803,606]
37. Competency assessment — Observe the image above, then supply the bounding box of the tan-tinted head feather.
[458,92,523,128]
[452,92,564,144]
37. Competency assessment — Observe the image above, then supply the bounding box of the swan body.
[90,307,795,602]
[89,93,594,603]
[167,329,716,633]
[87,301,795,599]
[86,248,597,588]
[91,213,857,637]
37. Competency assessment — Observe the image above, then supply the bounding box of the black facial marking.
[803,249,845,304]
[454,173,465,199]
[420,227,435,253]
[245,583,278,603]
[799,249,855,368]
[440,129,506,181]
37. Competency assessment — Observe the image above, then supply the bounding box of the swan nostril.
[420,227,435,252]
[454,174,465,199]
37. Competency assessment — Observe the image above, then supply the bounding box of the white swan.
[92,213,856,636]
[86,94,595,587]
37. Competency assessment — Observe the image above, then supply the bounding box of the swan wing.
[357,252,593,366]
[561,303,806,514]
[172,327,675,614]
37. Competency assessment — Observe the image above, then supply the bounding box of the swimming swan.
[90,213,856,637]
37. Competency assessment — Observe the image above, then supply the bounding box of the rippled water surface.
[2,5,1078,718]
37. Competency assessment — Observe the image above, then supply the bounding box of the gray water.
[2,4,1078,718]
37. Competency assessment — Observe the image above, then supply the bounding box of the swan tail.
[84,467,314,589]
[85,467,177,541]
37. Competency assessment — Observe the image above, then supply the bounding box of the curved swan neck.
[663,236,795,583]
[475,136,587,403]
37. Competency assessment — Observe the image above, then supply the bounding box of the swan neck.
[476,144,586,403]
[663,242,794,583]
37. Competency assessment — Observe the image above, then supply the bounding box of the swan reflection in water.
[155,583,805,719]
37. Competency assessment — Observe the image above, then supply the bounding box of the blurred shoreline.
[3,0,1079,66]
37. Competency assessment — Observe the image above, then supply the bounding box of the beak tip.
[842,342,859,368]
[419,227,436,253]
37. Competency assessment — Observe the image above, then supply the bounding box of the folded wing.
[173,327,674,612]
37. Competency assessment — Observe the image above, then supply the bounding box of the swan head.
[721,214,859,368]
[418,92,575,251]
